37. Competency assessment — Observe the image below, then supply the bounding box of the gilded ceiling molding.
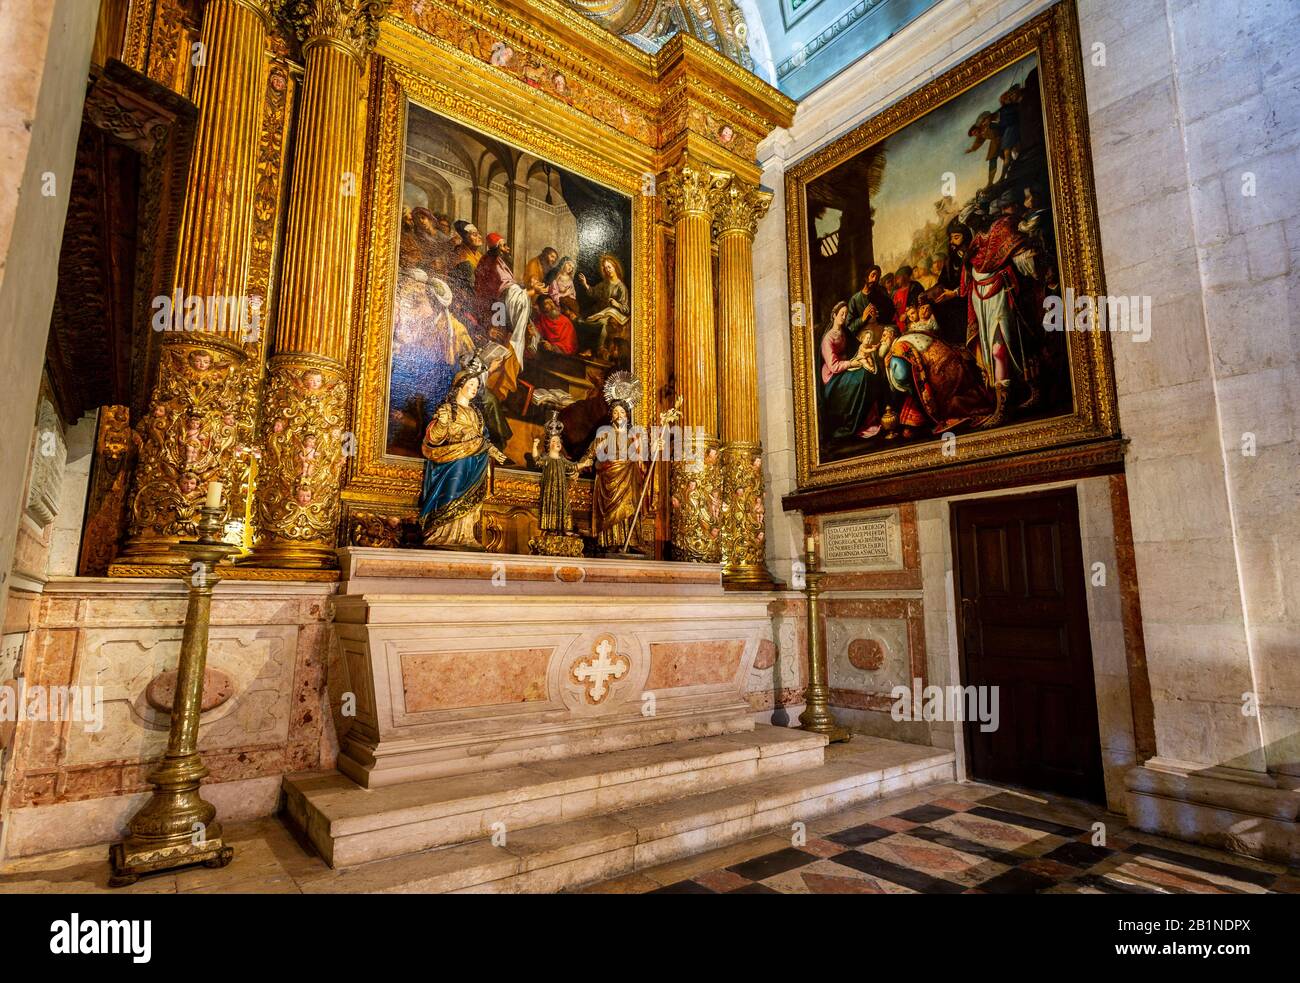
[564,0,755,72]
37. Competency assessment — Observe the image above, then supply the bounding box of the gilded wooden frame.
[784,2,1118,494]
[344,26,658,521]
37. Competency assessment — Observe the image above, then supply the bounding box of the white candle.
[805,533,816,555]
[205,480,224,509]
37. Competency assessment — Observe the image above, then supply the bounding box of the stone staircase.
[281,726,955,893]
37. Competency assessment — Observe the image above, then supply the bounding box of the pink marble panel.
[645,640,745,691]
[400,647,554,712]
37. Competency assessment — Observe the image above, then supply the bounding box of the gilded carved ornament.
[661,158,731,221]
[256,358,350,547]
[279,0,391,58]
[719,441,765,569]
[711,177,772,238]
[128,340,247,542]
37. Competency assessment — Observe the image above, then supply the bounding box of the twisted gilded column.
[714,176,775,588]
[118,0,272,565]
[250,1,387,568]
[662,156,728,562]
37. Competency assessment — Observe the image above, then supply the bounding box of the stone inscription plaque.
[820,508,903,571]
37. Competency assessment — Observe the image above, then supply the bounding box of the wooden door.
[951,490,1105,802]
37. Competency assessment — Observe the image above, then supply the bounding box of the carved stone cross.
[572,638,630,704]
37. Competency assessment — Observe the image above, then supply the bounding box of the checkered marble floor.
[584,781,1300,895]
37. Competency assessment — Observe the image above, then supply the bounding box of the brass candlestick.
[109,505,239,886]
[798,544,852,743]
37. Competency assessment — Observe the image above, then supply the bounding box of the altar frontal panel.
[332,593,771,786]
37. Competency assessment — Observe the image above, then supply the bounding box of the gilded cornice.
[384,0,793,162]
[654,31,793,131]
[392,0,657,112]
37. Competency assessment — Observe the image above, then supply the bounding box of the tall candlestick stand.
[109,505,239,886]
[798,543,852,743]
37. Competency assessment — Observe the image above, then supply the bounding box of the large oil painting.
[786,5,1118,493]
[387,101,634,469]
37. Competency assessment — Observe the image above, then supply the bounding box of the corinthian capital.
[279,0,390,60]
[661,157,731,223]
[711,177,773,239]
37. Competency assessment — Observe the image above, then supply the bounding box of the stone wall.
[0,0,98,634]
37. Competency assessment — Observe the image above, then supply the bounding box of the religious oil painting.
[786,11,1118,492]
[386,101,634,470]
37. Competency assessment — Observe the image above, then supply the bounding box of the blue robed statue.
[419,368,507,549]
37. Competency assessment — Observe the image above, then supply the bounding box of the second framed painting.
[785,1,1119,494]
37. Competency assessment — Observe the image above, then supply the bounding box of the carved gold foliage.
[256,357,349,545]
[348,510,409,547]
[669,438,721,562]
[528,531,585,557]
[661,157,730,221]
[128,339,246,540]
[279,0,390,57]
[711,176,771,239]
[719,440,764,568]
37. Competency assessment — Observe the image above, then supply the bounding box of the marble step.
[292,737,957,894]
[284,725,829,867]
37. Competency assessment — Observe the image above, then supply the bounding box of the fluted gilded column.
[662,155,728,562]
[714,176,775,587]
[117,0,272,565]
[250,0,387,568]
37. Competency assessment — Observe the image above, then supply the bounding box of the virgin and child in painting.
[806,53,1069,463]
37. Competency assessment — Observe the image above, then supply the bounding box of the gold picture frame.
[343,35,658,530]
[784,1,1119,497]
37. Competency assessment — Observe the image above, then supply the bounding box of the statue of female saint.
[419,369,507,549]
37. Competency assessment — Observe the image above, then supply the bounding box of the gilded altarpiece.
[100,0,793,569]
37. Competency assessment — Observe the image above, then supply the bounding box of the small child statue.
[531,413,590,540]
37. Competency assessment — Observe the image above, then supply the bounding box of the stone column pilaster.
[250,0,387,568]
[713,176,774,588]
[117,0,272,565]
[662,155,728,562]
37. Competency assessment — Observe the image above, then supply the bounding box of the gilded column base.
[248,354,349,569]
[720,440,777,589]
[669,436,722,563]
[117,334,248,566]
